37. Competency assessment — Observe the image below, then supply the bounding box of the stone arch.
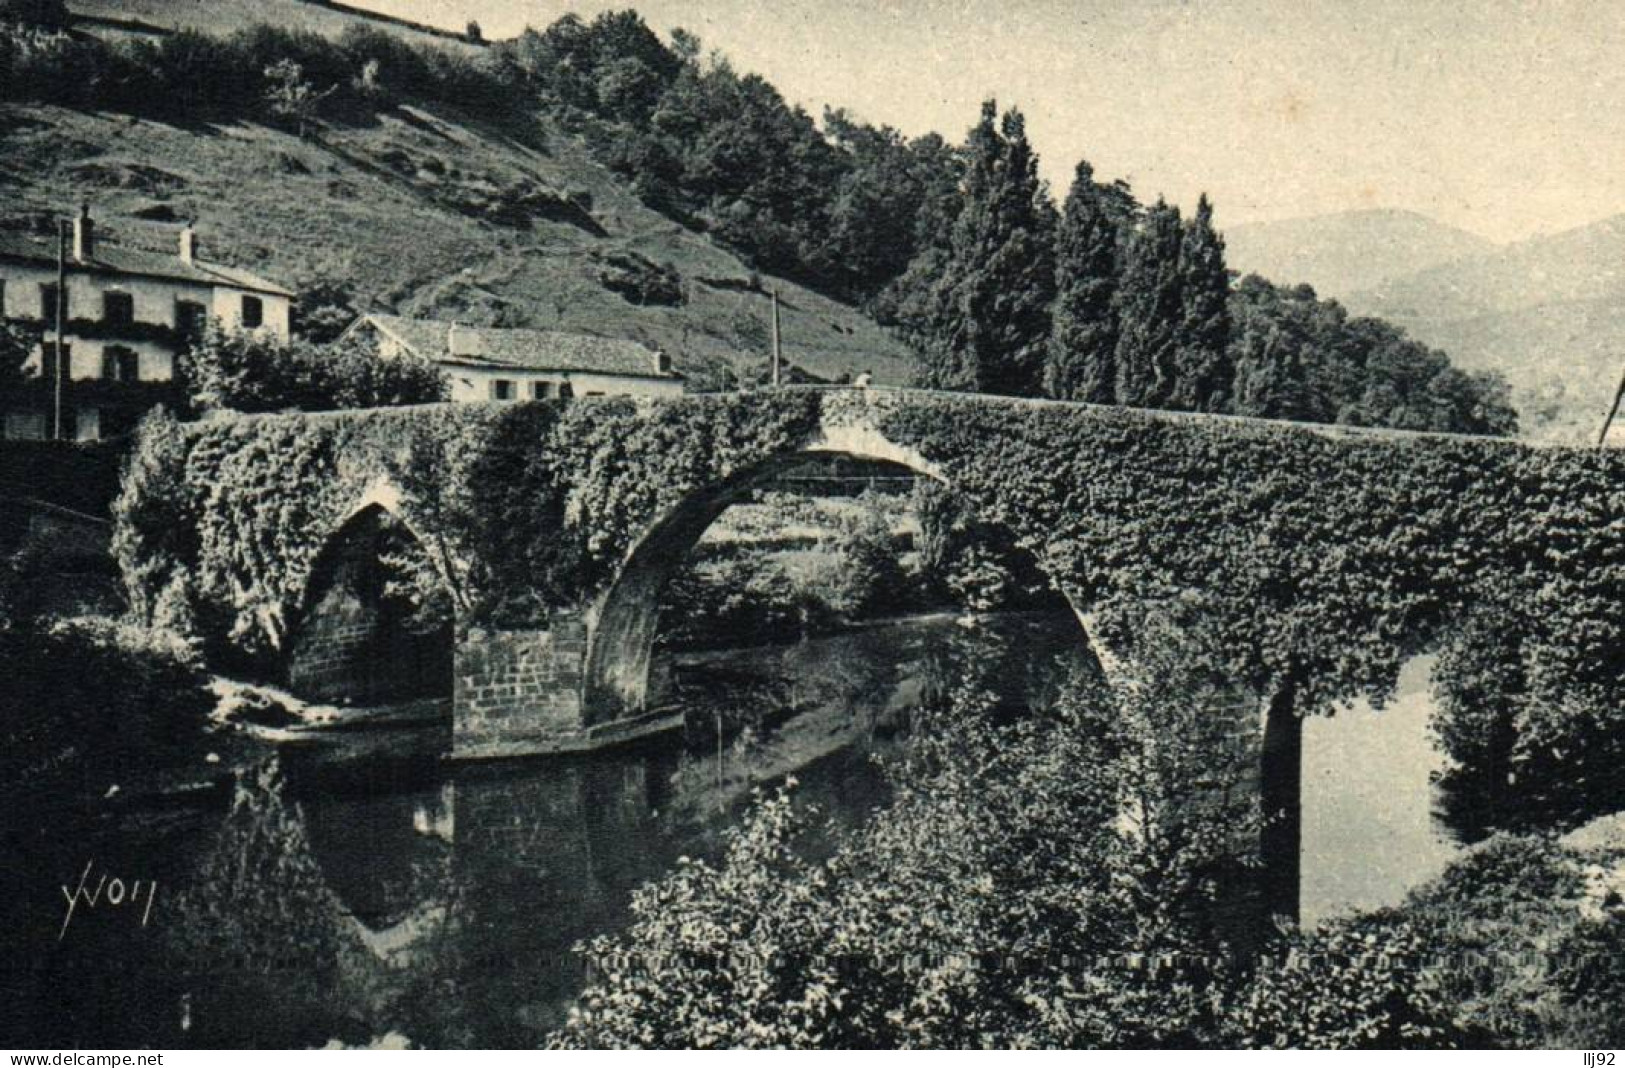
[285,501,454,706]
[581,429,1094,724]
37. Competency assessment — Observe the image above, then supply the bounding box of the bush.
[1226,910,1468,1049]
[552,625,1253,1049]
[181,322,445,413]
[0,615,210,806]
[594,249,685,306]
[824,500,910,619]
[657,548,810,650]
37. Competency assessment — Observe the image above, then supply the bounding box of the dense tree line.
[0,8,1516,433]
[484,14,1514,432]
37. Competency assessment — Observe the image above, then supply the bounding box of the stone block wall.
[287,575,383,704]
[453,615,589,756]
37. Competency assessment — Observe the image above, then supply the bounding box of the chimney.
[72,203,94,263]
[447,322,477,357]
[179,224,198,265]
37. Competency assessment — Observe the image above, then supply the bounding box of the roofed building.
[0,205,293,440]
[344,314,684,402]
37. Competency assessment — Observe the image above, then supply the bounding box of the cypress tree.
[1045,161,1136,402]
[1170,194,1233,411]
[1112,199,1184,407]
[912,101,1055,396]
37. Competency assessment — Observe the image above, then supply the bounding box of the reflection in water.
[3,615,1467,1047]
[3,614,1085,1048]
[1299,656,1462,929]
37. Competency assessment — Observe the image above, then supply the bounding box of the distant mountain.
[1226,208,1625,443]
[1352,213,1625,323]
[1224,208,1495,301]
[1347,215,1625,442]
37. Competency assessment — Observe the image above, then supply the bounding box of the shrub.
[594,249,685,306]
[657,548,807,650]
[1226,910,1468,1049]
[553,624,1254,1049]
[181,322,445,413]
[825,500,910,619]
[0,615,210,806]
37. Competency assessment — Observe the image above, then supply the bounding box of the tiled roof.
[361,314,680,378]
[0,231,294,297]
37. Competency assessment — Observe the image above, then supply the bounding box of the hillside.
[1346,215,1625,441]
[69,0,480,50]
[0,3,1518,432]
[0,102,913,386]
[2,5,919,389]
[1223,208,1494,301]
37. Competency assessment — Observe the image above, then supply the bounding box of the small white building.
[0,206,293,440]
[345,314,684,402]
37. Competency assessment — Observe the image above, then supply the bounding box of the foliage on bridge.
[114,395,822,662]
[116,390,1624,814]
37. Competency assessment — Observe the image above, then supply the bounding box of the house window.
[4,411,46,441]
[491,379,515,400]
[40,282,67,321]
[531,381,550,399]
[41,342,69,382]
[557,381,574,399]
[175,300,207,339]
[241,294,263,329]
[74,407,100,442]
[102,345,140,382]
[103,291,134,327]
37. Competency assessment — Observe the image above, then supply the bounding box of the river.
[0,615,1463,1048]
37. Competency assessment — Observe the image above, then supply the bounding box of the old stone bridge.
[126,385,1624,919]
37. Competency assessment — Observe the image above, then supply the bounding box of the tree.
[464,20,483,43]
[1045,161,1135,402]
[181,322,445,413]
[549,613,1257,1048]
[1169,195,1232,412]
[263,58,326,136]
[910,101,1056,397]
[290,270,358,344]
[1113,199,1185,407]
[1228,276,1325,421]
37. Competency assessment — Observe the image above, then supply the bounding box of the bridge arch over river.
[122,386,1625,920]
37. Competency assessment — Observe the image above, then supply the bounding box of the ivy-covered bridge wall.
[116,388,1625,909]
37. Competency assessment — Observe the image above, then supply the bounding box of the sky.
[355,0,1625,244]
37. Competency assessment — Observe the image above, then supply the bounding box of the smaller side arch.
[284,501,454,706]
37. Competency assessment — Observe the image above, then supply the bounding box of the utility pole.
[1600,363,1625,446]
[769,288,782,388]
[53,218,67,442]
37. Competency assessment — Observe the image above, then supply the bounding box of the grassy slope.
[5,4,918,386]
[69,0,481,51]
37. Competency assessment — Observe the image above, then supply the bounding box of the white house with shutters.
[0,205,293,440]
[343,314,685,402]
